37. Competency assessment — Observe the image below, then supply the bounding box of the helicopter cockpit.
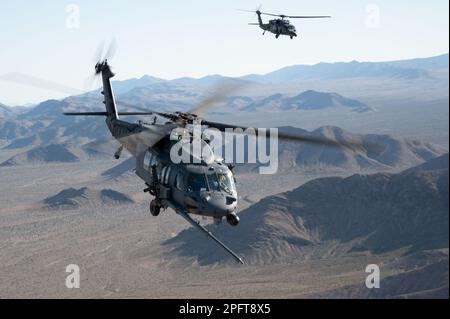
[173,162,238,218]
[187,170,236,194]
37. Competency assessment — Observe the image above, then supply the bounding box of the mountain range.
[1,53,447,115]
[0,103,12,117]
[236,90,372,113]
[228,126,446,173]
[0,88,373,148]
[241,54,448,83]
[0,54,448,168]
[94,125,448,180]
[165,154,449,267]
[42,187,134,209]
[0,143,111,166]
[99,53,448,91]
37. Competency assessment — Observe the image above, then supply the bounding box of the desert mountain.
[165,154,449,265]
[0,98,110,145]
[385,53,449,70]
[0,103,12,117]
[240,90,371,113]
[0,54,447,154]
[42,187,134,209]
[235,126,446,173]
[0,143,110,166]
[99,126,446,179]
[241,54,448,83]
[311,249,449,299]
[0,119,33,140]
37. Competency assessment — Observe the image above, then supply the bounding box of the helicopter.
[1,43,364,265]
[241,9,331,39]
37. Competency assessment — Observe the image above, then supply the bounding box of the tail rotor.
[238,5,263,26]
[85,38,117,91]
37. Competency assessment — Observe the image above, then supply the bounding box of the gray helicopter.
[64,57,364,264]
[242,9,331,39]
[2,45,361,265]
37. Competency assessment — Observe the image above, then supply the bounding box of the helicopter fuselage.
[253,11,297,39]
[247,9,330,39]
[260,19,297,39]
[134,132,239,222]
[97,61,240,227]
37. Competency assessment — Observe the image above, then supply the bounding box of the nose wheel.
[150,199,162,216]
[226,212,240,226]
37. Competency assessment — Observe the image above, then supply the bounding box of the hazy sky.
[0,0,448,105]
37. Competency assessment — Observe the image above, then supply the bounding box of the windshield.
[187,172,236,193]
[206,174,221,192]
[217,172,236,192]
[187,173,208,192]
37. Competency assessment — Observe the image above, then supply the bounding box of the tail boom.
[96,61,119,121]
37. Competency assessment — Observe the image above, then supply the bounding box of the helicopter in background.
[241,9,331,39]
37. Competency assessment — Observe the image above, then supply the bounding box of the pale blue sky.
[0,0,448,105]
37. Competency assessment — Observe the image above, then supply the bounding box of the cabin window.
[175,173,185,191]
[165,166,172,184]
[150,155,158,168]
[160,166,167,183]
[143,151,152,171]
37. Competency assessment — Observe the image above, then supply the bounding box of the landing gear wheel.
[150,200,161,216]
[290,36,293,39]
[226,213,240,226]
[275,34,280,39]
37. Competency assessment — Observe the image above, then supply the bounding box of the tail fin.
[256,10,263,26]
[95,60,119,120]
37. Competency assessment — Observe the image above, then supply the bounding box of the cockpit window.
[187,173,208,192]
[187,171,236,193]
[206,174,221,192]
[217,172,236,192]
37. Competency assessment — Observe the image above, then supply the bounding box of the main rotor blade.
[188,83,243,116]
[93,40,105,64]
[113,99,174,120]
[261,12,331,19]
[202,120,364,149]
[64,111,156,116]
[260,12,284,17]
[288,15,331,19]
[0,72,83,95]
[104,37,118,61]
[237,9,257,13]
